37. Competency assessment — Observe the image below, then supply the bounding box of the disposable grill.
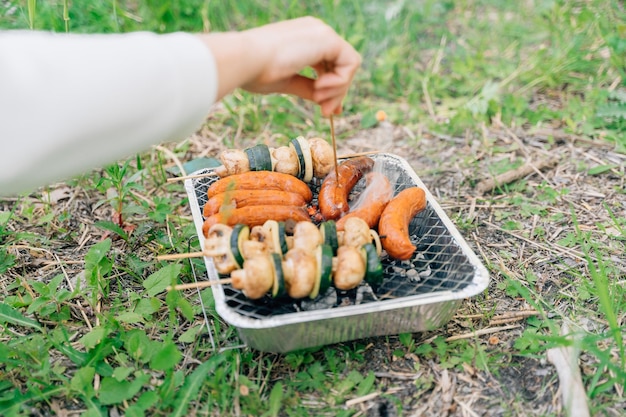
[186,153,489,352]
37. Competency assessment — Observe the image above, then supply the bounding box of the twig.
[345,392,381,407]
[489,310,541,326]
[374,371,420,380]
[475,157,559,195]
[167,278,232,292]
[445,324,519,342]
[157,251,205,261]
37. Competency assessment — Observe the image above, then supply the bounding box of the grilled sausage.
[378,187,427,260]
[207,171,313,202]
[318,156,375,220]
[335,172,393,230]
[202,205,311,237]
[203,189,308,217]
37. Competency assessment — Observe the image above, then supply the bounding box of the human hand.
[200,17,361,116]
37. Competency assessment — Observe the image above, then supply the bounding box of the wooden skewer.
[166,171,219,183]
[165,150,383,183]
[167,278,233,291]
[338,150,381,158]
[157,251,205,261]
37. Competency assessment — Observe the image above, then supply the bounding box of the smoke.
[348,160,397,211]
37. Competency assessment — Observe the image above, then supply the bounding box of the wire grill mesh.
[189,154,478,321]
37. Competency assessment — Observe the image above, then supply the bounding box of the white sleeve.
[0,31,218,196]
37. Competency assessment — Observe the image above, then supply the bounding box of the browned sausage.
[318,156,375,220]
[335,172,393,230]
[378,187,427,260]
[207,171,313,202]
[203,189,308,217]
[202,205,311,237]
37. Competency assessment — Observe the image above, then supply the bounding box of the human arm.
[0,31,217,196]
[0,17,360,196]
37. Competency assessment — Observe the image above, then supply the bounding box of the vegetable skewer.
[160,218,383,300]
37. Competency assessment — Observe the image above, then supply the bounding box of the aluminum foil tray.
[185,153,489,352]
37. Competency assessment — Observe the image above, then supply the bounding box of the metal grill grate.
[189,154,477,321]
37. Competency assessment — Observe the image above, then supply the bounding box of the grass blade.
[0,302,42,331]
[27,0,36,29]
[170,355,226,417]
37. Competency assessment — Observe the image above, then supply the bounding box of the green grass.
[1,0,625,415]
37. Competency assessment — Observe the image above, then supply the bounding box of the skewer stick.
[167,278,233,291]
[337,150,381,159]
[157,251,205,261]
[166,171,219,183]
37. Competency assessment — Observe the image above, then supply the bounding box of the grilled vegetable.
[270,252,286,298]
[245,144,273,172]
[362,242,383,287]
[230,224,250,268]
[310,244,333,299]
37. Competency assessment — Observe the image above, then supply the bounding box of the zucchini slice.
[230,224,250,268]
[245,144,272,171]
[320,221,339,254]
[270,252,286,298]
[361,243,383,287]
[310,244,333,299]
[289,139,305,180]
[263,220,289,257]
[294,136,314,182]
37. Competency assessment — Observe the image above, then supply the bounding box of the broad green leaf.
[0,250,16,274]
[178,325,204,344]
[588,164,618,175]
[134,297,161,317]
[116,312,144,324]
[51,329,87,365]
[84,239,113,297]
[150,342,182,371]
[79,327,108,350]
[123,330,154,364]
[170,355,226,417]
[143,264,182,297]
[29,281,49,296]
[26,297,49,315]
[98,373,150,405]
[125,390,159,417]
[176,297,195,322]
[85,239,112,273]
[112,367,134,382]
[36,212,55,226]
[0,211,11,224]
[0,302,41,331]
[93,221,129,241]
[356,371,376,396]
[596,103,626,119]
[70,366,96,396]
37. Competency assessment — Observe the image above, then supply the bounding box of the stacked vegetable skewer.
[203,217,383,300]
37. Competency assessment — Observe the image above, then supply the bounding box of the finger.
[315,69,354,90]
[319,97,343,117]
[274,74,316,101]
[312,85,348,105]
